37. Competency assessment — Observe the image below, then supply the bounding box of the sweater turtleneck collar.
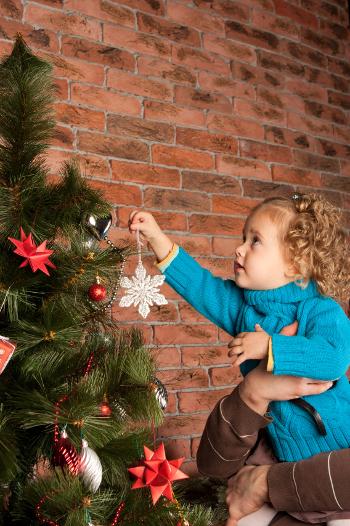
[243,280,319,316]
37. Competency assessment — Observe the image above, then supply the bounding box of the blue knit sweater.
[159,247,350,461]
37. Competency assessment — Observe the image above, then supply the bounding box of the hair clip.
[291,193,301,201]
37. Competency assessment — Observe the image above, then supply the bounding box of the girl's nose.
[235,244,244,258]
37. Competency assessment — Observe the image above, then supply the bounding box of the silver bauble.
[152,377,168,410]
[86,213,113,240]
[79,439,102,493]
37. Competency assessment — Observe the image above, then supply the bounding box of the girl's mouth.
[234,261,244,273]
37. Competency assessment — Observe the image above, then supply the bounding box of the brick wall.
[1,0,349,473]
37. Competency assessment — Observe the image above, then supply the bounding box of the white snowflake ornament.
[119,232,168,318]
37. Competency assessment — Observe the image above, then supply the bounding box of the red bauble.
[52,430,80,476]
[88,283,107,302]
[99,400,112,417]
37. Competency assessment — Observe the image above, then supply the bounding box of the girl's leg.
[237,504,277,526]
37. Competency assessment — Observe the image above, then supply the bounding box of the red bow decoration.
[128,443,188,505]
[8,228,56,276]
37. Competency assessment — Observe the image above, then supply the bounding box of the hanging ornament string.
[36,492,60,526]
[110,501,125,526]
[119,230,168,319]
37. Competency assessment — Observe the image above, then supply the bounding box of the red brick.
[167,1,225,34]
[242,179,294,199]
[321,174,350,193]
[138,56,196,85]
[178,388,231,412]
[315,139,350,159]
[181,345,230,367]
[54,103,105,131]
[193,0,250,22]
[203,33,256,63]
[152,145,214,170]
[232,60,284,91]
[301,27,341,56]
[235,99,287,126]
[118,207,187,232]
[154,324,218,345]
[300,0,345,24]
[274,0,318,28]
[287,112,333,140]
[341,161,350,177]
[285,79,328,103]
[251,8,300,39]
[264,126,317,152]
[107,69,173,101]
[111,160,180,187]
[272,166,321,187]
[42,53,104,84]
[258,49,306,80]
[71,84,141,115]
[153,347,181,368]
[158,414,207,437]
[144,101,205,127]
[103,24,171,58]
[107,114,174,143]
[112,0,165,15]
[328,57,350,78]
[172,44,230,76]
[175,85,232,114]
[78,131,149,162]
[216,155,271,181]
[28,0,63,6]
[170,236,211,256]
[333,124,350,144]
[61,36,135,70]
[212,195,259,215]
[196,256,233,278]
[54,78,69,100]
[0,18,59,52]
[189,214,244,236]
[225,20,280,52]
[240,139,292,164]
[319,19,348,42]
[24,4,101,40]
[209,365,242,386]
[182,171,240,195]
[0,0,22,18]
[144,187,210,212]
[191,437,200,459]
[176,128,237,154]
[283,40,327,70]
[163,438,191,460]
[258,86,305,114]
[64,0,135,26]
[178,303,208,323]
[198,71,255,101]
[52,125,74,149]
[137,11,201,46]
[157,368,209,389]
[213,237,242,257]
[207,113,264,140]
[328,91,350,111]
[88,180,142,206]
[293,151,340,174]
[163,392,177,414]
[303,100,346,126]
[113,299,179,323]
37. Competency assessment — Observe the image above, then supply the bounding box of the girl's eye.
[252,236,260,245]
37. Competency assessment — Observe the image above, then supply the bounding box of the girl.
[129,193,350,525]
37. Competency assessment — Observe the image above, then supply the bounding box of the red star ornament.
[8,228,56,276]
[128,443,189,505]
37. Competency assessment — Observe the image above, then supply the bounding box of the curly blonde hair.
[252,193,350,301]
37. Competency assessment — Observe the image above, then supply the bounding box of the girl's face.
[234,209,295,290]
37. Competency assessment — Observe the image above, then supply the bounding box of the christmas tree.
[0,36,215,526]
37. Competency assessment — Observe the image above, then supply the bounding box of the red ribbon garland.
[111,501,125,525]
[36,493,60,526]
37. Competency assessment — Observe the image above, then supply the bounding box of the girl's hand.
[128,210,163,242]
[128,210,173,261]
[228,324,269,366]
